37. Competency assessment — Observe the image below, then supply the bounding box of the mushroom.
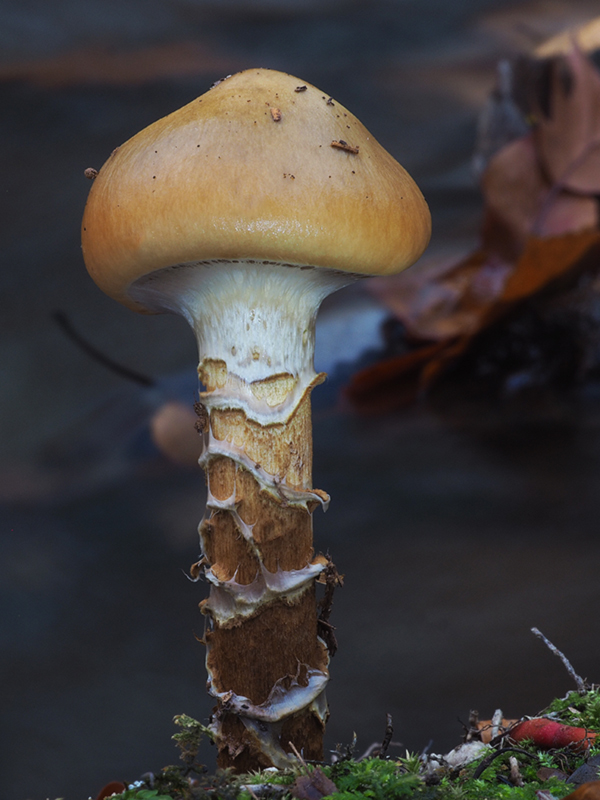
[81,68,430,771]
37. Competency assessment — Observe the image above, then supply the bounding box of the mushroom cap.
[82,68,431,311]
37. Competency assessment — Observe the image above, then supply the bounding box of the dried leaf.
[493,229,600,309]
[535,46,600,194]
[345,340,449,411]
[481,133,598,261]
[370,250,512,342]
[537,767,569,782]
[348,44,600,411]
[350,231,600,411]
[95,781,127,800]
[292,768,337,799]
[368,255,473,337]
[563,780,600,800]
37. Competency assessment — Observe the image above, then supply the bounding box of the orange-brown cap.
[82,68,431,311]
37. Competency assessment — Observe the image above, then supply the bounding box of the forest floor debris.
[94,631,600,800]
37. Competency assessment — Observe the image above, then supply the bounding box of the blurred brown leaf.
[482,132,598,261]
[292,768,338,799]
[535,45,600,194]
[350,230,600,410]
[563,780,600,800]
[345,340,449,411]
[536,766,569,782]
[369,133,598,348]
[370,250,513,342]
[494,229,600,308]
[349,42,600,411]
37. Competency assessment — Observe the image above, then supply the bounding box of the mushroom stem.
[130,260,356,768]
[202,384,328,769]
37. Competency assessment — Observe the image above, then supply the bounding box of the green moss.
[105,690,600,800]
[110,756,576,800]
[329,757,423,799]
[116,789,174,800]
[544,688,600,731]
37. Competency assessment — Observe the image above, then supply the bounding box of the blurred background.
[2,1,600,798]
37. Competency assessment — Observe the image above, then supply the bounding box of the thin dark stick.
[379,714,393,759]
[357,740,403,761]
[317,555,343,657]
[472,748,536,780]
[53,311,155,387]
[531,627,586,693]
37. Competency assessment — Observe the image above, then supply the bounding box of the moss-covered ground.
[105,689,600,800]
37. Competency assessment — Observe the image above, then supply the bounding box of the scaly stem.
[130,260,357,769]
[199,368,329,768]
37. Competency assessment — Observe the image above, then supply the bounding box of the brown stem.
[198,376,329,769]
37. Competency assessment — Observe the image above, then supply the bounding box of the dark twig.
[379,714,393,759]
[317,555,343,657]
[331,732,357,763]
[357,741,404,761]
[53,310,155,387]
[356,714,398,760]
[472,748,536,780]
[531,627,586,693]
[465,710,482,742]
